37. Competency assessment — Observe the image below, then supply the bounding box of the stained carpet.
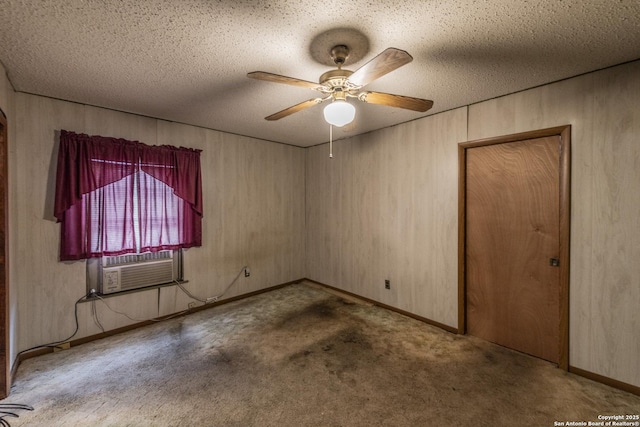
[3,281,639,426]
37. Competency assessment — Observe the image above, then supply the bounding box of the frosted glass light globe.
[323,101,355,127]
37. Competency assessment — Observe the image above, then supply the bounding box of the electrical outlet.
[244,267,251,277]
[385,279,390,290]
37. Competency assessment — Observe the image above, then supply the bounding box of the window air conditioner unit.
[100,251,175,294]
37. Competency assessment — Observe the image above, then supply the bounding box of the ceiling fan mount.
[318,45,356,90]
[330,45,349,67]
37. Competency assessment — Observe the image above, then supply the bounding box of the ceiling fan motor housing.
[319,69,354,88]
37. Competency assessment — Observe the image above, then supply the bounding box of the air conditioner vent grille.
[120,261,174,291]
[104,250,172,267]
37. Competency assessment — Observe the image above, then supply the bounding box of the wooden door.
[459,126,570,368]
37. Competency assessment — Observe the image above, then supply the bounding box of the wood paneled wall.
[10,94,306,358]
[306,108,468,328]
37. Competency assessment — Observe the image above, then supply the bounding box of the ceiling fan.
[247,45,433,127]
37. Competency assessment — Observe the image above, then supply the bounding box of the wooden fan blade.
[359,91,434,112]
[346,48,413,87]
[265,98,325,121]
[248,71,325,91]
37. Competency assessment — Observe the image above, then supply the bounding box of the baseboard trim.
[13,279,302,366]
[569,366,640,396]
[302,278,458,334]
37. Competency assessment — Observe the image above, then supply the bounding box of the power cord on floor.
[18,266,247,357]
[0,404,34,427]
[16,294,88,358]
[11,295,88,424]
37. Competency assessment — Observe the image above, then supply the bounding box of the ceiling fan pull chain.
[329,125,333,158]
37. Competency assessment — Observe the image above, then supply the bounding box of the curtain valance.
[54,130,202,260]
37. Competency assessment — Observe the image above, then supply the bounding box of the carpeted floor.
[2,281,639,426]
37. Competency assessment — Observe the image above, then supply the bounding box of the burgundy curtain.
[54,130,202,261]
[138,144,202,253]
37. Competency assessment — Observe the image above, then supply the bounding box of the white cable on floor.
[97,265,248,321]
[94,294,149,322]
[91,300,105,333]
[175,282,207,303]
[179,265,247,304]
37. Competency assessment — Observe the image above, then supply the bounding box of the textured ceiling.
[1,0,639,147]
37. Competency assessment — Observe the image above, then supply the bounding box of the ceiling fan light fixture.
[323,100,355,127]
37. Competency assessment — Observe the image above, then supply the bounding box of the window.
[54,130,202,261]
[85,163,186,254]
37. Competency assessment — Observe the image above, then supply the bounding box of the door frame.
[0,110,8,397]
[458,125,571,370]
